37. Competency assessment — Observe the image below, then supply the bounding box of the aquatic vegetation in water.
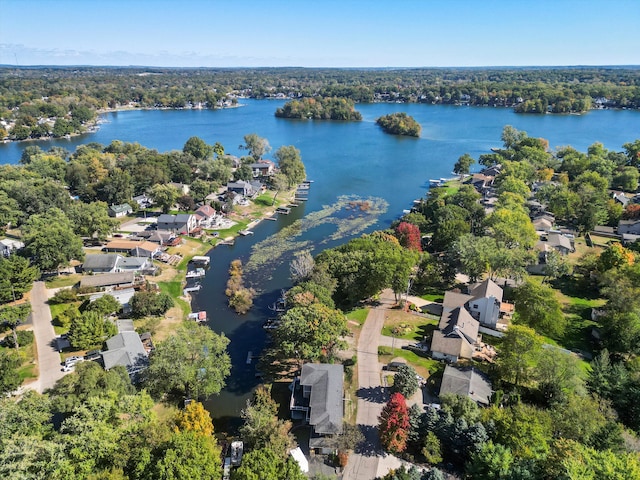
[245,195,388,280]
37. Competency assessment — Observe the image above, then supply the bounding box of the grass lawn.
[378,346,443,380]
[549,276,604,353]
[381,309,438,341]
[1,341,38,383]
[346,308,368,326]
[45,273,82,288]
[158,281,190,318]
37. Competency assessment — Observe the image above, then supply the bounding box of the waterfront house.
[83,254,153,274]
[157,213,197,234]
[249,160,275,178]
[194,204,217,224]
[108,203,133,218]
[290,363,344,454]
[79,271,136,290]
[439,365,492,406]
[104,240,161,258]
[226,180,264,198]
[101,331,148,378]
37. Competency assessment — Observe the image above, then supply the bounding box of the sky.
[1,0,639,68]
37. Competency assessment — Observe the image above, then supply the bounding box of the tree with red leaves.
[378,392,410,454]
[395,222,422,252]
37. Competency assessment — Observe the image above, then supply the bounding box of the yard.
[378,346,443,380]
[381,308,439,341]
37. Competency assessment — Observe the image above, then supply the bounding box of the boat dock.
[187,311,207,323]
[239,230,254,236]
[276,207,291,215]
[246,351,253,364]
[190,255,210,266]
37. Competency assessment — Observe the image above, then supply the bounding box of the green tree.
[143,322,231,400]
[48,361,135,413]
[450,234,496,282]
[391,364,420,398]
[269,172,290,205]
[0,349,21,394]
[466,441,514,480]
[67,201,118,241]
[496,325,542,387]
[189,179,213,203]
[22,208,84,273]
[149,184,180,213]
[85,294,121,316]
[489,402,553,460]
[274,302,347,363]
[239,385,295,455]
[512,279,567,338]
[0,303,31,349]
[231,446,305,480]
[453,153,475,177]
[68,311,117,350]
[274,145,306,188]
[242,133,271,160]
[183,136,213,160]
[149,430,222,480]
[0,190,21,228]
[0,254,39,304]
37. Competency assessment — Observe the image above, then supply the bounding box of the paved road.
[28,281,66,393]
[343,291,399,480]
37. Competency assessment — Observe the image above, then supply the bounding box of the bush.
[49,288,78,304]
[130,292,173,317]
[5,330,34,348]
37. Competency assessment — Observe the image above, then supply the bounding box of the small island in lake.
[375,112,422,137]
[275,97,362,121]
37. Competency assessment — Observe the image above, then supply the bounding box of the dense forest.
[1,66,640,141]
[275,97,362,120]
[376,113,422,137]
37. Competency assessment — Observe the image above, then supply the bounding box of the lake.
[2,101,640,426]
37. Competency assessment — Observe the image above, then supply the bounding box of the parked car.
[62,356,84,371]
[84,350,101,361]
[385,361,405,372]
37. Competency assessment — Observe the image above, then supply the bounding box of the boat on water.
[185,267,206,278]
[238,230,254,236]
[429,179,442,186]
[263,318,281,330]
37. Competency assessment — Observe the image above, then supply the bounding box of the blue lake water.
[2,101,639,425]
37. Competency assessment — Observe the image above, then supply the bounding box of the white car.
[62,356,84,371]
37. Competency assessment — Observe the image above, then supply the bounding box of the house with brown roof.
[104,240,160,258]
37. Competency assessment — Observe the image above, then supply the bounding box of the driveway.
[27,281,68,393]
[343,290,400,480]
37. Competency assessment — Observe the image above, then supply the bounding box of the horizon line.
[1,64,640,70]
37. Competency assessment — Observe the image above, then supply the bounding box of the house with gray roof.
[535,232,574,256]
[89,288,136,313]
[439,365,492,406]
[83,254,122,273]
[467,279,504,329]
[618,219,640,235]
[80,271,135,289]
[101,331,148,377]
[290,363,343,453]
[226,180,263,198]
[108,203,133,218]
[157,213,197,234]
[430,307,479,362]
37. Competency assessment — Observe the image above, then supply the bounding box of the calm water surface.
[2,101,639,425]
